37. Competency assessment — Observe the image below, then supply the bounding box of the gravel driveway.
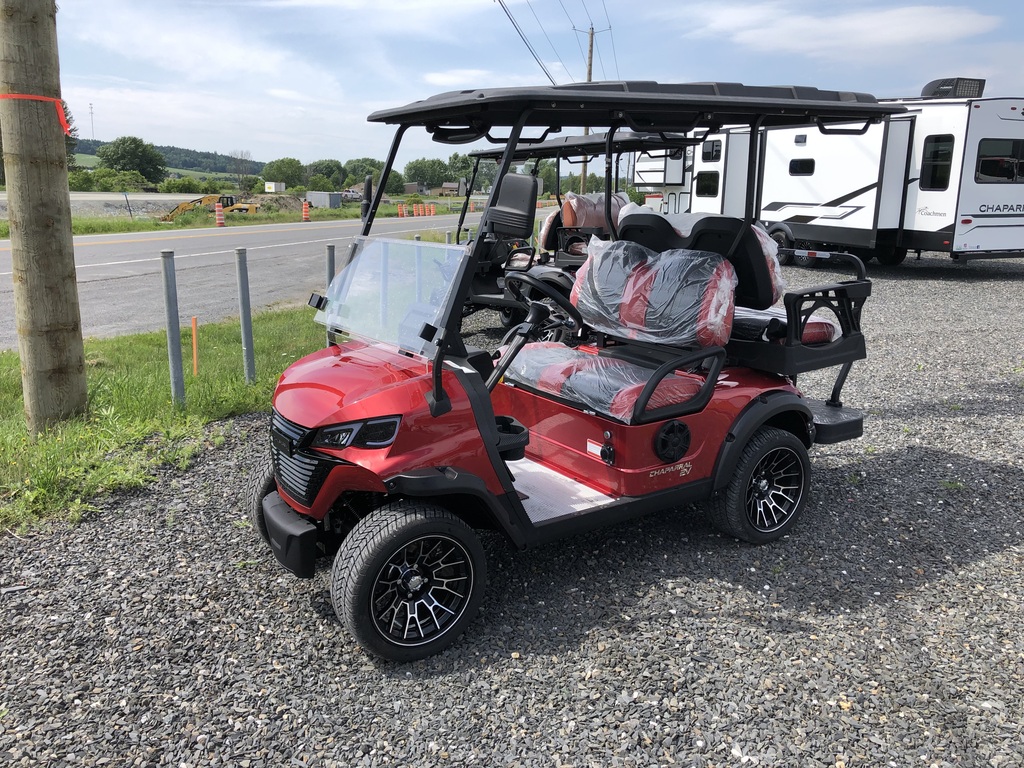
[2,254,1023,767]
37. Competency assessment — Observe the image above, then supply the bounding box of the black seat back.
[618,213,775,310]
[482,173,538,240]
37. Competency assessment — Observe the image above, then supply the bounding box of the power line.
[525,0,574,82]
[600,0,621,79]
[494,0,557,85]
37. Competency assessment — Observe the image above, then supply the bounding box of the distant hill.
[76,138,265,176]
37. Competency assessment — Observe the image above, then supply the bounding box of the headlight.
[311,416,401,450]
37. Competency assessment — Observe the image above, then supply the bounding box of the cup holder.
[494,415,529,461]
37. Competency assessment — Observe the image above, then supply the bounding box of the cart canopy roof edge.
[367,80,906,140]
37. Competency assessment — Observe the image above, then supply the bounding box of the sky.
[55,0,1024,167]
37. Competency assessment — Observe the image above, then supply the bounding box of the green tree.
[306,159,345,189]
[159,176,203,194]
[90,167,148,192]
[523,159,557,198]
[344,157,384,189]
[403,157,448,189]
[262,157,305,188]
[384,169,405,196]
[96,136,167,183]
[447,152,472,184]
[67,169,94,192]
[307,173,333,191]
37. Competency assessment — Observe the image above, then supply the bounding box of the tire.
[770,231,792,266]
[707,426,810,544]
[499,306,527,328]
[876,247,907,266]
[245,460,276,544]
[792,248,818,269]
[332,502,487,662]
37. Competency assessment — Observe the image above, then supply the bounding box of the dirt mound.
[248,194,304,213]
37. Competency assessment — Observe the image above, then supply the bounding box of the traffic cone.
[302,200,311,222]
[430,204,436,216]
[214,203,225,227]
[398,203,405,218]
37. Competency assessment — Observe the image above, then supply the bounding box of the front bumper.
[263,492,320,579]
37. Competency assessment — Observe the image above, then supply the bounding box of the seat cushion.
[505,342,705,424]
[570,239,737,348]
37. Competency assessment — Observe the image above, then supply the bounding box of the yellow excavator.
[161,194,259,222]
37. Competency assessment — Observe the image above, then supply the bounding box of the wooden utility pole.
[580,25,594,194]
[0,1,87,437]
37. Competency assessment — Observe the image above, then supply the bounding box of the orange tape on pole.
[0,93,71,134]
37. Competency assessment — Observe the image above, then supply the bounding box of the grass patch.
[0,306,324,532]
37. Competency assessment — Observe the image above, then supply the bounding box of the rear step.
[807,398,864,444]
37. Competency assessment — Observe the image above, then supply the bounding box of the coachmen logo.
[917,206,947,217]
[979,203,1024,214]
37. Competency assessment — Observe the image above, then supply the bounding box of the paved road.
[0,214,476,351]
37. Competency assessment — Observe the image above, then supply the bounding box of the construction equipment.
[161,194,259,222]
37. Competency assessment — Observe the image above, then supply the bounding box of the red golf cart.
[248,81,903,661]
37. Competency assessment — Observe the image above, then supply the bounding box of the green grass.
[0,307,324,532]
[0,203,386,238]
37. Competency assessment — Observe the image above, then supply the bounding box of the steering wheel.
[503,272,584,341]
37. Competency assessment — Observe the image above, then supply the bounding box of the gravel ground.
[2,253,1024,767]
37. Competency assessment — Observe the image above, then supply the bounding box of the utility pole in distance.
[579,25,594,195]
[0,1,87,436]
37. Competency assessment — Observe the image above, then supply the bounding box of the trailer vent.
[920,78,986,99]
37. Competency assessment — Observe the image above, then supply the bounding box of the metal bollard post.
[326,243,336,288]
[235,248,256,384]
[414,234,421,241]
[446,231,452,244]
[160,250,185,407]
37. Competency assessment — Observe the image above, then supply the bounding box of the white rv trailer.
[645,78,1024,266]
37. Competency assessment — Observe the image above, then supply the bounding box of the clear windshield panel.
[315,236,466,357]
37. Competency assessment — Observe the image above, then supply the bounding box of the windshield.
[316,236,467,357]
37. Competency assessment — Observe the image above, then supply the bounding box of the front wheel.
[332,502,487,662]
[707,426,810,544]
[244,460,276,543]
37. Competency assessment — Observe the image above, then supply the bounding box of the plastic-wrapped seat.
[504,240,734,424]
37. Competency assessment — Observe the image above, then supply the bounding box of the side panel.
[759,122,886,247]
[952,98,1024,254]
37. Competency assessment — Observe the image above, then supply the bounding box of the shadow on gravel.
[859,258,1024,284]
[360,444,1024,671]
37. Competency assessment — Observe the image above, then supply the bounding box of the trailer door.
[954,99,1024,256]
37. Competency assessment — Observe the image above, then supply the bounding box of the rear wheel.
[876,246,907,266]
[245,460,275,543]
[707,426,810,544]
[332,502,487,662]
[770,231,792,266]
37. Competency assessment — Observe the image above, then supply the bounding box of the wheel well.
[390,492,503,534]
[763,409,813,448]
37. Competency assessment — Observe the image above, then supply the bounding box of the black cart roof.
[368,80,905,143]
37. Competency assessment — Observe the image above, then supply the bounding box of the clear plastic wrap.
[504,342,706,423]
[570,238,737,348]
[732,305,841,344]
[561,191,630,229]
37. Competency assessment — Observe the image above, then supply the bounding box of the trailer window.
[702,140,722,163]
[920,134,955,191]
[789,159,815,176]
[694,171,720,197]
[976,138,1024,183]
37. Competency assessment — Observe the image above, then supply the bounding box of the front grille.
[270,410,332,508]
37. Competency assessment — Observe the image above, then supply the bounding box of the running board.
[509,458,616,525]
[807,398,863,444]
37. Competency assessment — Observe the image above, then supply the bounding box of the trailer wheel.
[792,249,818,269]
[770,231,792,266]
[244,460,276,544]
[876,247,907,266]
[707,426,810,544]
[332,502,486,662]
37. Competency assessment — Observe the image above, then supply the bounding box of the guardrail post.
[326,243,336,288]
[160,249,185,407]
[235,247,256,384]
